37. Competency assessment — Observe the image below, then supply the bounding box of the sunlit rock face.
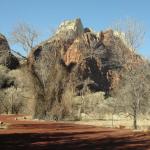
[0,34,19,69]
[55,18,84,38]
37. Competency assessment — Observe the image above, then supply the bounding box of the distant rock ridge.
[0,33,10,53]
[0,33,19,69]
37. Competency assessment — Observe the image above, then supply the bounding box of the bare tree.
[11,23,40,55]
[108,18,149,129]
[115,64,150,129]
[33,48,67,119]
[105,97,120,127]
[112,17,145,52]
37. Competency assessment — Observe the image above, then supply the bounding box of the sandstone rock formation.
[27,18,144,118]
[29,19,143,94]
[0,33,19,69]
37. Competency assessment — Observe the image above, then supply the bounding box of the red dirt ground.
[0,115,150,150]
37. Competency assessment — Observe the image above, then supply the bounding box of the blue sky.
[0,0,150,57]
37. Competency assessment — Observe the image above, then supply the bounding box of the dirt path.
[0,115,150,150]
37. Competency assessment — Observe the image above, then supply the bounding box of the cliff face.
[28,19,143,96]
[0,34,19,69]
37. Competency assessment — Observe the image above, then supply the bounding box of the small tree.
[116,64,150,129]
[110,18,149,129]
[105,97,119,127]
[11,23,40,55]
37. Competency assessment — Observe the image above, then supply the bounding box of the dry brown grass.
[72,118,150,131]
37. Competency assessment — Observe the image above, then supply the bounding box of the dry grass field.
[74,119,150,131]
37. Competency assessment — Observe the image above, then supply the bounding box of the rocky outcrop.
[0,34,10,51]
[55,18,84,40]
[0,34,19,69]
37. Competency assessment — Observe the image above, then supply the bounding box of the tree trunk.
[133,108,137,129]
[111,113,114,127]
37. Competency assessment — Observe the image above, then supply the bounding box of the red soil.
[0,115,150,150]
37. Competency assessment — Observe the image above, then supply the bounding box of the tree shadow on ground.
[0,131,150,150]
